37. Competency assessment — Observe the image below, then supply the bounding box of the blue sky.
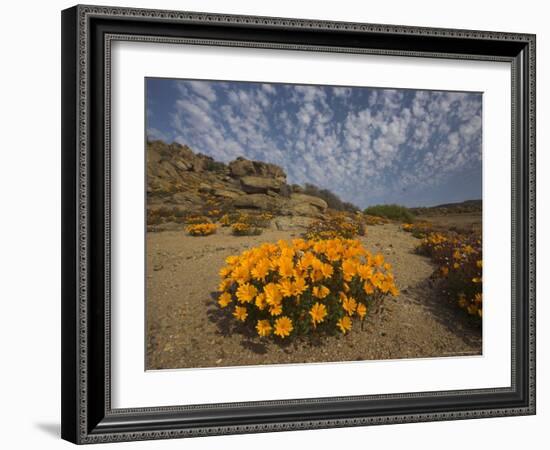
[146,78,482,208]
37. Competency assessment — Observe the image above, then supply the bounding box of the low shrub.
[185,215,211,225]
[305,213,365,240]
[147,209,164,225]
[246,212,273,229]
[186,223,218,236]
[207,209,222,219]
[219,213,239,227]
[217,238,399,341]
[221,212,272,229]
[401,221,432,238]
[147,206,190,225]
[364,214,389,226]
[363,204,415,223]
[231,222,263,236]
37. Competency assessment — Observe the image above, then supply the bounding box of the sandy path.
[146,223,481,370]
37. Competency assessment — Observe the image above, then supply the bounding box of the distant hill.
[410,199,482,216]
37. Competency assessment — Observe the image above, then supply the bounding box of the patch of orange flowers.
[364,214,389,226]
[186,223,218,236]
[217,237,399,340]
[401,221,432,238]
[417,231,482,318]
[231,222,262,236]
[305,213,366,240]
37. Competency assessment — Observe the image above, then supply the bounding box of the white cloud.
[147,127,170,142]
[160,80,481,207]
[186,80,217,102]
[332,87,351,98]
[262,83,276,94]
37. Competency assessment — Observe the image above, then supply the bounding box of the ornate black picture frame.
[61,4,536,444]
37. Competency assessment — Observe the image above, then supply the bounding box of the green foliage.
[363,204,415,223]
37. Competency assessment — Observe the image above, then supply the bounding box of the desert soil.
[416,213,482,234]
[146,222,482,370]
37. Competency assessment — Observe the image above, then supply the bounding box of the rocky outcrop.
[212,188,242,200]
[239,176,284,194]
[233,193,284,211]
[171,191,202,205]
[274,216,316,231]
[289,193,328,211]
[229,157,286,181]
[147,140,328,221]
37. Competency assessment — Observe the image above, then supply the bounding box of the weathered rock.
[174,160,191,171]
[229,157,286,181]
[228,158,253,177]
[212,189,242,199]
[190,157,206,173]
[240,176,284,194]
[287,203,325,218]
[159,160,180,180]
[198,182,213,194]
[272,193,328,217]
[289,193,328,211]
[171,191,202,205]
[147,141,330,222]
[233,194,283,211]
[274,216,315,231]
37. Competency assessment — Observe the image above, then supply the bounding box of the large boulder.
[274,216,315,231]
[228,158,254,177]
[171,191,202,205]
[212,188,242,199]
[289,193,328,211]
[233,194,283,211]
[174,160,192,171]
[286,203,324,217]
[229,157,287,181]
[198,182,214,194]
[279,193,328,218]
[239,176,284,194]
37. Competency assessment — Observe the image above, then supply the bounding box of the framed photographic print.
[61,4,536,444]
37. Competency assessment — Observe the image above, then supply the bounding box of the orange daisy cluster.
[417,231,482,318]
[186,223,218,236]
[217,237,399,340]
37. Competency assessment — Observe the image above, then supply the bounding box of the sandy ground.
[146,222,482,370]
[416,213,482,233]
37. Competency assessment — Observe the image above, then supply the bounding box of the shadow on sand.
[405,278,482,349]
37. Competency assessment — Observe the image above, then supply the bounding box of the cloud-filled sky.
[146,78,482,208]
